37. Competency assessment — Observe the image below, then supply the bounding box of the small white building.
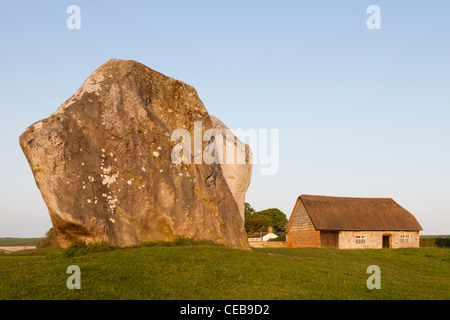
[248,226,278,242]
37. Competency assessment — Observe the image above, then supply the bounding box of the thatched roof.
[298,195,422,231]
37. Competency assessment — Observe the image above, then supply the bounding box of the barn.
[285,195,422,249]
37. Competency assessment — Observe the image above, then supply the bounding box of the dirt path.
[0,246,36,252]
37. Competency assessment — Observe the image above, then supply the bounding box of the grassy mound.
[0,242,448,300]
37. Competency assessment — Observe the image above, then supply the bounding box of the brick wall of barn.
[286,230,320,247]
[339,231,420,249]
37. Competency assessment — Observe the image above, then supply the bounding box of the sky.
[0,1,449,237]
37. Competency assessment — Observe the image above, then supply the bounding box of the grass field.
[0,238,41,247]
[0,241,448,300]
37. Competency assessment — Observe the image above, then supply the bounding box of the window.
[400,235,410,244]
[356,235,367,245]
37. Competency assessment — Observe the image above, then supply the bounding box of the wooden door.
[382,236,390,248]
[320,231,339,248]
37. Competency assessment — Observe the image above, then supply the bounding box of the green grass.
[0,242,448,300]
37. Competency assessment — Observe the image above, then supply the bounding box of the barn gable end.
[286,198,320,247]
[286,197,315,232]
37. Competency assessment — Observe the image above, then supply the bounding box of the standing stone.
[210,115,253,221]
[19,59,251,249]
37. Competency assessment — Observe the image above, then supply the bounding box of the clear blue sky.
[0,1,449,237]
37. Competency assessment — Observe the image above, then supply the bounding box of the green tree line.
[244,202,288,240]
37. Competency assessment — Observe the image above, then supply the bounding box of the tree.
[253,208,288,236]
[244,203,288,237]
[245,214,272,236]
[244,202,255,215]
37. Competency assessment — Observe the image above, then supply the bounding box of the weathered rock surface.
[19,59,251,249]
[210,116,253,221]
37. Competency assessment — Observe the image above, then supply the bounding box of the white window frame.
[356,235,367,245]
[400,235,410,244]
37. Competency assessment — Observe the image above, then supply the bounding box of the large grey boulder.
[19,59,251,249]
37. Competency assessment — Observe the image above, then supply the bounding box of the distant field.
[0,238,42,247]
[419,235,450,248]
[0,241,448,300]
[420,235,450,238]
